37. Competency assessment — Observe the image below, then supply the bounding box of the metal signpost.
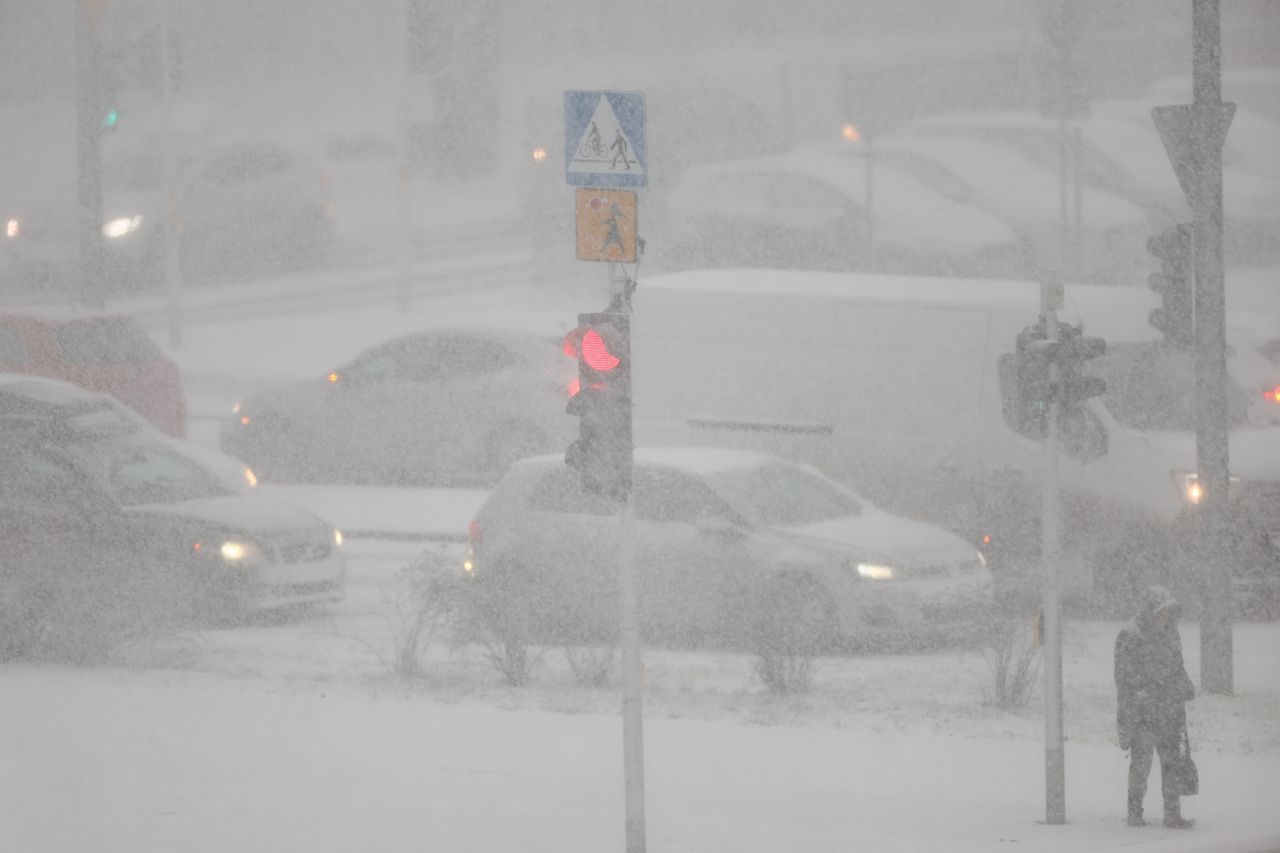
[158,0,184,347]
[565,89,647,853]
[1040,275,1066,825]
[1151,0,1235,696]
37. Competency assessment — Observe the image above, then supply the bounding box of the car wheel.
[753,572,837,656]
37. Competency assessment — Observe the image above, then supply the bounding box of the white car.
[903,108,1280,263]
[664,151,1031,280]
[221,328,577,486]
[808,134,1152,283]
[465,448,992,650]
[100,141,334,285]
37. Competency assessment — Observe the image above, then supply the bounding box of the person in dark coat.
[1115,585,1197,828]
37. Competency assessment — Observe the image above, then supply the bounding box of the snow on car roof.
[676,152,1016,253]
[0,373,105,405]
[512,447,782,477]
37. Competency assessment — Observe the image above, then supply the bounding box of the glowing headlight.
[1173,471,1241,505]
[5,218,18,238]
[333,529,343,547]
[855,562,897,581]
[462,544,475,574]
[243,466,258,488]
[102,215,143,238]
[220,541,248,561]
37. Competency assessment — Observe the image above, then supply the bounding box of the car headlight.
[220,540,249,561]
[854,561,897,581]
[242,466,258,488]
[5,217,19,238]
[1172,470,1241,505]
[333,529,343,547]
[102,215,143,238]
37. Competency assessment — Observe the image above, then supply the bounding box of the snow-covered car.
[664,151,1031,280]
[221,328,577,486]
[903,107,1280,263]
[807,134,1151,283]
[0,375,345,615]
[465,448,993,649]
[101,141,334,284]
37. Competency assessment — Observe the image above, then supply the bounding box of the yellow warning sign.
[575,188,637,263]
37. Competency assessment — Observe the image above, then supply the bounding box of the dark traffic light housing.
[1147,223,1193,348]
[563,312,632,502]
[1007,319,1106,439]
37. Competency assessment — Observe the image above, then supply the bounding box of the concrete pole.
[159,0,183,348]
[74,0,105,309]
[1041,293,1066,825]
[618,490,646,853]
[1191,0,1233,696]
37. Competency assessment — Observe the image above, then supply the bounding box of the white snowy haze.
[2,1,1280,851]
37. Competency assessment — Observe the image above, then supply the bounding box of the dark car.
[0,375,345,621]
[221,328,575,485]
[0,313,186,436]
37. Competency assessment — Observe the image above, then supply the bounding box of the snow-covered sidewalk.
[3,664,1278,853]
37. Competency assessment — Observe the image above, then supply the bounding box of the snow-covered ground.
[3,596,1279,852]
[5,262,1279,851]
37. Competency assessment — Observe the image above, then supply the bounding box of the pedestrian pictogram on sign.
[576,188,637,263]
[565,90,646,188]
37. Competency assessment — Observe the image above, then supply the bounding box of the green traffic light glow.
[102,109,118,128]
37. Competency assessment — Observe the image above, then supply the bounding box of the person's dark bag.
[1165,728,1199,797]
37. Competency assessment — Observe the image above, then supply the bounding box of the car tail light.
[468,520,482,543]
[568,377,580,397]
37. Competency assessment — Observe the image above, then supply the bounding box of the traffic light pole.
[159,0,184,348]
[74,0,106,309]
[1040,300,1066,825]
[618,486,646,853]
[1191,0,1233,697]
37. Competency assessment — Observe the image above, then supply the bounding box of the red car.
[0,313,186,436]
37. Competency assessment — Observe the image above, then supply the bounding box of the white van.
[630,268,1280,610]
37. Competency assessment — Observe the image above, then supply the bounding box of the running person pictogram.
[600,203,626,254]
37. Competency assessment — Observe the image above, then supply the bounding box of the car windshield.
[707,464,862,526]
[1093,342,1257,430]
[65,438,231,506]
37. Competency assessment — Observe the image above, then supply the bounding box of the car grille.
[268,579,340,597]
[267,538,331,564]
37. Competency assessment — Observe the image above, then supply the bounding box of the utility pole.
[74,0,106,309]
[1152,1,1235,696]
[158,0,183,347]
[397,0,417,313]
[1190,0,1233,696]
[1040,275,1066,825]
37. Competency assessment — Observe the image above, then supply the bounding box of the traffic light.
[563,312,632,502]
[1147,224,1193,348]
[1008,320,1106,438]
[1012,319,1053,437]
[1055,324,1107,409]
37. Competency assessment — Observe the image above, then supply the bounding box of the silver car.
[222,329,576,486]
[465,448,993,649]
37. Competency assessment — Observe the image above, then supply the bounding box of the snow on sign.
[564,90,646,188]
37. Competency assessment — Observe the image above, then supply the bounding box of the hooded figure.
[1115,585,1197,828]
